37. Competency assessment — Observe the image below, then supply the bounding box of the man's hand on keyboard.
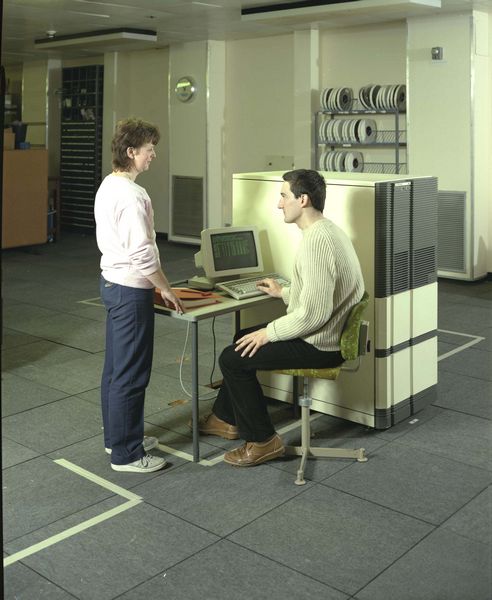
[256,278,283,298]
[235,328,269,358]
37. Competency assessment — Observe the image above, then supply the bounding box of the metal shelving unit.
[4,94,21,127]
[315,101,407,175]
[60,65,103,232]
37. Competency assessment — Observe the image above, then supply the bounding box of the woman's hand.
[255,277,283,298]
[160,288,184,314]
[235,328,269,357]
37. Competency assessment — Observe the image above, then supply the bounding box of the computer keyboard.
[216,273,290,300]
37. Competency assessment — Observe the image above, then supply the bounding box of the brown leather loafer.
[189,413,240,440]
[223,433,284,467]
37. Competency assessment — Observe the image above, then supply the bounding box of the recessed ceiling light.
[73,0,132,7]
[35,28,157,49]
[192,1,223,7]
[67,10,110,17]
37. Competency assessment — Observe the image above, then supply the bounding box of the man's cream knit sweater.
[266,218,364,352]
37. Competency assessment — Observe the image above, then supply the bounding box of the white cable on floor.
[178,320,218,401]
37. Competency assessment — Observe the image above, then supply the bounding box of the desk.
[155,291,280,462]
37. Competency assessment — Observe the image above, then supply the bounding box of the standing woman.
[95,118,184,473]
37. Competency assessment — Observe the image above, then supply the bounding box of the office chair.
[275,291,370,485]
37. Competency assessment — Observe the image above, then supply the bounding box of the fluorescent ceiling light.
[73,0,135,6]
[242,0,441,21]
[66,10,111,17]
[192,2,224,6]
[34,28,157,49]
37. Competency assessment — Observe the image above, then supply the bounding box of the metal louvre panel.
[60,65,103,232]
[392,183,411,293]
[61,196,95,205]
[437,191,466,273]
[61,181,97,193]
[411,178,438,288]
[374,182,410,298]
[374,183,392,298]
[393,249,410,293]
[172,176,204,239]
[413,246,436,284]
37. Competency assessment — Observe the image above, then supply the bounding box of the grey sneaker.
[105,436,158,455]
[111,453,167,473]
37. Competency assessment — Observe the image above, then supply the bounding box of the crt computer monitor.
[193,226,264,286]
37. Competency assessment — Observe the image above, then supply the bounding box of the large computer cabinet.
[232,171,438,429]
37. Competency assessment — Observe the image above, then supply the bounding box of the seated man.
[200,169,365,467]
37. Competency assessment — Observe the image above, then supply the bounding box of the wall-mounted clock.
[175,76,196,102]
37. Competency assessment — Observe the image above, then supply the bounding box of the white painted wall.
[21,61,49,147]
[320,21,407,89]
[168,42,207,181]
[293,29,320,169]
[408,12,490,279]
[168,40,226,240]
[4,64,22,96]
[223,34,295,225]
[206,40,227,231]
[319,22,407,169]
[46,59,61,178]
[487,11,492,274]
[102,48,170,232]
[407,15,471,187]
[167,41,208,241]
[472,11,490,276]
[15,15,491,270]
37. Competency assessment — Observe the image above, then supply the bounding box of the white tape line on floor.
[54,459,142,501]
[4,499,141,567]
[437,329,485,362]
[157,443,217,466]
[4,459,142,567]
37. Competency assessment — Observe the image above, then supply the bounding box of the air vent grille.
[172,176,203,239]
[437,191,466,273]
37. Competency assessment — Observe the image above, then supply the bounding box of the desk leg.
[191,321,200,462]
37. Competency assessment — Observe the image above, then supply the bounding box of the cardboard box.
[3,131,15,150]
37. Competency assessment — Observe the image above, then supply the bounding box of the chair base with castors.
[276,291,370,485]
[284,375,367,486]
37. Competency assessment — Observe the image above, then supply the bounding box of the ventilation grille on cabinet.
[374,181,411,297]
[171,176,204,239]
[411,178,438,287]
[437,191,466,273]
[413,246,436,283]
[375,178,438,297]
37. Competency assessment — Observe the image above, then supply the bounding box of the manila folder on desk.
[154,287,222,310]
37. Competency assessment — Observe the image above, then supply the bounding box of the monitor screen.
[210,230,259,272]
[194,226,264,282]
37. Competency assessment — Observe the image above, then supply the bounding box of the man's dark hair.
[111,118,160,171]
[282,169,326,211]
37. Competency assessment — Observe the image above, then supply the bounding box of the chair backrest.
[340,291,369,362]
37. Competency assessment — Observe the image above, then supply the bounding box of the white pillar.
[206,40,226,229]
[169,40,226,242]
[407,12,490,279]
[293,28,320,169]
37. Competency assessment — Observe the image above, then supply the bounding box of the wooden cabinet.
[2,149,48,248]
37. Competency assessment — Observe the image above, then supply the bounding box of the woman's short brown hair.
[111,118,161,171]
